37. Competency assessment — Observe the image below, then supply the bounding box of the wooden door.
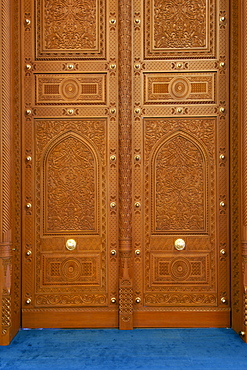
[132,0,230,327]
[21,0,119,328]
[21,0,230,329]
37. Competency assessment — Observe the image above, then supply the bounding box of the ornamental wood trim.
[118,0,133,329]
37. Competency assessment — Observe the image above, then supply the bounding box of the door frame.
[0,0,246,345]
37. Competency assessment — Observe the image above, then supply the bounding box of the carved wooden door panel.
[132,0,230,327]
[21,0,119,327]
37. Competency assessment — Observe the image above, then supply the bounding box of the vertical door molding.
[240,0,247,343]
[0,0,16,346]
[230,0,244,340]
[118,0,133,328]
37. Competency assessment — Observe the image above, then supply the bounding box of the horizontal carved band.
[144,72,216,104]
[35,74,106,105]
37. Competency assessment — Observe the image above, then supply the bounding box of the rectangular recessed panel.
[144,0,215,59]
[150,253,209,285]
[144,72,216,104]
[42,254,100,286]
[36,0,106,59]
[35,74,106,105]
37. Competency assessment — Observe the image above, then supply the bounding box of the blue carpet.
[0,328,246,369]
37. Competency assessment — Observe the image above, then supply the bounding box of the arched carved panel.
[43,134,98,234]
[152,133,208,234]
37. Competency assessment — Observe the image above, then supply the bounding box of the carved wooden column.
[0,0,14,345]
[118,0,133,329]
[241,0,247,343]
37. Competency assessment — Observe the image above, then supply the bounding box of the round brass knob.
[176,62,182,68]
[220,62,225,68]
[134,155,141,162]
[111,297,116,303]
[135,297,141,303]
[174,238,186,251]
[135,249,141,256]
[220,107,225,113]
[26,250,32,256]
[134,19,141,25]
[26,298,31,304]
[110,64,116,70]
[25,64,32,71]
[111,249,117,256]
[25,19,31,26]
[25,109,32,115]
[110,108,116,114]
[221,297,227,304]
[67,108,74,115]
[239,331,245,336]
[26,156,32,162]
[176,107,183,114]
[110,202,117,209]
[134,64,141,70]
[109,19,116,25]
[220,201,225,207]
[110,155,116,162]
[134,108,141,114]
[220,249,226,256]
[66,239,77,251]
[134,202,141,208]
[220,154,225,160]
[220,16,225,22]
[67,64,74,70]
[26,203,32,209]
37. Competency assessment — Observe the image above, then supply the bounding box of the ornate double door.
[21,0,230,329]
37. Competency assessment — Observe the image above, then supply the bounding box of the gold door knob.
[220,107,225,113]
[26,298,31,304]
[111,297,116,303]
[110,64,116,70]
[110,155,116,162]
[220,62,225,68]
[26,250,32,256]
[110,108,116,114]
[134,64,141,70]
[219,154,225,160]
[176,107,183,114]
[220,16,226,22]
[221,297,227,304]
[220,249,226,256]
[176,62,182,68]
[111,249,117,256]
[134,202,141,208]
[26,156,32,162]
[174,238,186,250]
[66,239,77,251]
[109,19,116,25]
[25,64,32,71]
[110,202,117,209]
[26,203,32,209]
[67,108,74,115]
[25,109,32,115]
[25,19,31,26]
[135,249,141,256]
[134,19,141,25]
[135,297,141,303]
[220,201,225,207]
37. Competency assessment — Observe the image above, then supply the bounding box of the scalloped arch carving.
[152,133,208,233]
[43,133,98,234]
